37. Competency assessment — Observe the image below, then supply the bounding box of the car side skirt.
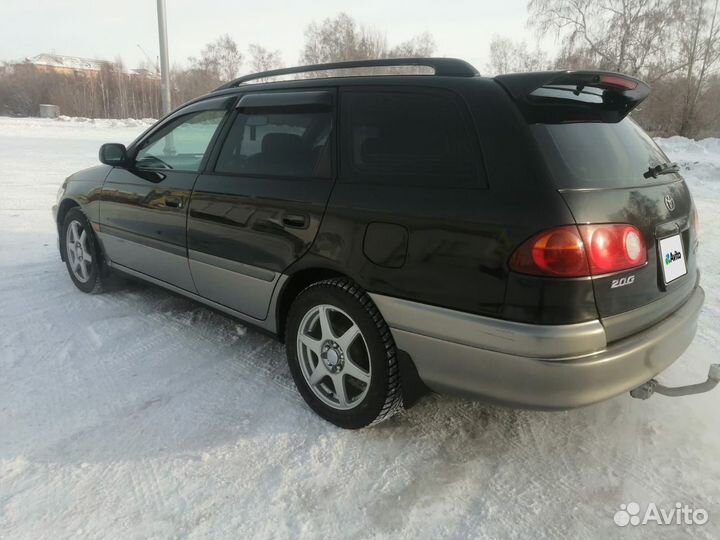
[107,260,287,334]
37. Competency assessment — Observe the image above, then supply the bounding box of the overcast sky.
[1,0,550,73]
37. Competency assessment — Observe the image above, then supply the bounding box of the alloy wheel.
[296,304,372,410]
[66,219,93,283]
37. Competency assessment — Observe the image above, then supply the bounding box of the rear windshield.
[531,118,672,189]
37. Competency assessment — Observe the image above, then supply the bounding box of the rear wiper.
[643,162,679,179]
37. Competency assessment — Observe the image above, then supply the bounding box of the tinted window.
[215,107,333,178]
[135,110,225,172]
[532,118,672,188]
[344,91,481,186]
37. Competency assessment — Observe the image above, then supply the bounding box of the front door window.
[135,110,226,172]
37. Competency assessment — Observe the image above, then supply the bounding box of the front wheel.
[285,278,403,429]
[61,207,107,294]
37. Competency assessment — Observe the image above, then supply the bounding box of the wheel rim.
[66,219,93,283]
[296,304,372,410]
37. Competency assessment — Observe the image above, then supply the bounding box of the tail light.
[509,226,589,277]
[579,224,646,274]
[509,224,646,277]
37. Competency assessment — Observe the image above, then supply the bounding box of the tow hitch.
[631,364,720,400]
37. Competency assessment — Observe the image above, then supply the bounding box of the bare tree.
[528,0,680,76]
[677,0,720,135]
[189,34,243,81]
[248,44,284,72]
[527,0,720,135]
[300,13,387,64]
[487,36,549,74]
[388,32,436,57]
[0,61,160,119]
[4,6,719,136]
[696,72,720,136]
[171,65,220,105]
[300,12,435,67]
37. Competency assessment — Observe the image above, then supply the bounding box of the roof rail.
[214,57,479,91]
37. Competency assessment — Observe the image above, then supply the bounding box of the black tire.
[61,207,107,294]
[285,278,403,429]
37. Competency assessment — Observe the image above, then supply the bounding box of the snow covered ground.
[0,116,718,539]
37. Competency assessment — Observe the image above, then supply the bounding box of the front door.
[187,89,337,320]
[98,100,230,291]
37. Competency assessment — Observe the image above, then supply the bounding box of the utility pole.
[156,0,172,115]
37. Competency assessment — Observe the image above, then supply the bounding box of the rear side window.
[532,118,672,189]
[342,90,484,187]
[215,107,333,178]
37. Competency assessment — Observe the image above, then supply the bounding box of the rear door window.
[532,118,673,189]
[214,107,333,178]
[341,89,485,187]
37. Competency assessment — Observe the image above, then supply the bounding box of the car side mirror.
[99,143,128,166]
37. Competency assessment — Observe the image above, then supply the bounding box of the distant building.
[17,54,159,79]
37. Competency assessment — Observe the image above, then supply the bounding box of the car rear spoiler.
[494,70,651,123]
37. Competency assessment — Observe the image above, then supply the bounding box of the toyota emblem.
[664,194,676,212]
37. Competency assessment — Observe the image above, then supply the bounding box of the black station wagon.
[54,58,717,428]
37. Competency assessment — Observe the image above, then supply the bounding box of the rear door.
[532,119,698,340]
[186,89,336,320]
[497,72,699,341]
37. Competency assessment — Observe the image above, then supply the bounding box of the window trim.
[237,90,333,109]
[204,88,338,182]
[338,85,488,189]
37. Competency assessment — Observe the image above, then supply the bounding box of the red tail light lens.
[509,225,589,277]
[579,224,646,274]
[509,224,646,277]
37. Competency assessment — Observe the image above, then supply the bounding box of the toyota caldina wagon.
[54,58,716,429]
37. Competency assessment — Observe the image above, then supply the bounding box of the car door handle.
[165,197,182,208]
[282,214,307,228]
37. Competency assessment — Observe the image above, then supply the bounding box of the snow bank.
[0,115,155,142]
[658,136,720,201]
[657,136,720,165]
[57,115,157,128]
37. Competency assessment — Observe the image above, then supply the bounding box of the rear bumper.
[370,286,704,409]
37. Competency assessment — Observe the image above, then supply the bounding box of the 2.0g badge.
[611,275,635,289]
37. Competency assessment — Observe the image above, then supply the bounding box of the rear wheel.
[62,208,107,294]
[285,278,402,429]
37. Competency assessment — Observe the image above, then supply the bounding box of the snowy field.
[0,116,719,539]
